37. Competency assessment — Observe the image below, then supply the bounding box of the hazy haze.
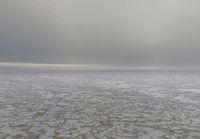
[0,0,200,66]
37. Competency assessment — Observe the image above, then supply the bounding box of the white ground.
[0,67,200,139]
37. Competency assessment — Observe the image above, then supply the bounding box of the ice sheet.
[0,67,200,139]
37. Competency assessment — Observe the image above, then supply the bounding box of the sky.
[0,0,200,67]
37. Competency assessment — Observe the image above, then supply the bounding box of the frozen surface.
[0,67,200,139]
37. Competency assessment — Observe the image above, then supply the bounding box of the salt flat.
[0,66,200,139]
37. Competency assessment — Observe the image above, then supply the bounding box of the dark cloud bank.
[0,0,200,67]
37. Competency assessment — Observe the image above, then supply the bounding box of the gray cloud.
[0,0,200,66]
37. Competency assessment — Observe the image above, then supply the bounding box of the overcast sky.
[0,0,200,67]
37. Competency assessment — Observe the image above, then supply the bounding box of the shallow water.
[0,67,200,139]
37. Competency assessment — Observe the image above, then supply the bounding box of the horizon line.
[0,62,112,68]
[1,62,200,70]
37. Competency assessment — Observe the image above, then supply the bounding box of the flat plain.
[0,66,200,139]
